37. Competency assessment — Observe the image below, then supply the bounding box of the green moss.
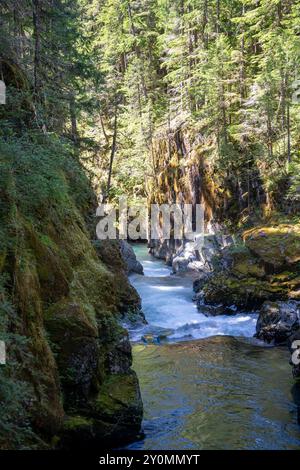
[202,223,300,311]
[244,224,300,270]
[64,416,93,431]
[13,245,65,435]
[94,372,142,423]
[233,260,265,278]
[38,233,56,249]
[230,250,265,279]
[0,135,143,448]
[203,272,289,309]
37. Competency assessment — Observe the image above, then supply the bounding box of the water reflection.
[127,337,300,450]
[291,383,300,425]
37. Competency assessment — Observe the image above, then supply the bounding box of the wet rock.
[201,224,300,312]
[172,241,197,273]
[148,238,174,265]
[196,298,238,316]
[255,301,300,344]
[172,256,189,273]
[107,331,133,374]
[119,240,144,275]
[139,326,174,344]
[61,371,143,449]
[193,272,213,293]
[157,329,174,340]
[149,231,233,274]
[198,235,225,270]
[171,234,233,274]
[141,329,174,344]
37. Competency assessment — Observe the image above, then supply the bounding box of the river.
[126,244,300,450]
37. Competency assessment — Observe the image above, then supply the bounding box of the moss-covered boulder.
[119,241,144,275]
[59,371,143,449]
[94,239,144,320]
[243,225,300,272]
[92,372,143,437]
[198,223,300,313]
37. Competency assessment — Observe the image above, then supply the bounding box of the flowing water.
[127,244,300,450]
[128,244,257,342]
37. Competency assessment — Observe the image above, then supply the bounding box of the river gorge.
[125,244,300,450]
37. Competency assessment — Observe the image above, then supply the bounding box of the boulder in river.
[119,240,144,275]
[197,224,300,313]
[171,234,233,274]
[243,224,300,273]
[149,228,233,274]
[193,271,213,293]
[255,301,300,344]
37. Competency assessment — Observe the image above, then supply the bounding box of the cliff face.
[0,138,143,449]
[148,123,267,264]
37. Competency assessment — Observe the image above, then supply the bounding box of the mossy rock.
[61,415,95,449]
[201,224,300,313]
[94,240,142,318]
[44,301,99,398]
[64,415,94,431]
[230,250,265,279]
[203,273,288,310]
[92,371,143,429]
[243,224,300,272]
[94,239,126,272]
[58,371,143,448]
[14,245,65,434]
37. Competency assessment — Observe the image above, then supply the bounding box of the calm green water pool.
[126,244,300,450]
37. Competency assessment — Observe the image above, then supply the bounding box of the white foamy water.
[128,244,257,342]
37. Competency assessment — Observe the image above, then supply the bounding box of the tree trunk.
[104,104,118,202]
[32,0,41,94]
[100,114,109,145]
[287,100,291,163]
[202,0,208,47]
[69,93,78,144]
[216,0,220,34]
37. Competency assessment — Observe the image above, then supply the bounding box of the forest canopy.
[1,0,300,212]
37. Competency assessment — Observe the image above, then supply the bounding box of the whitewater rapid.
[128,244,257,343]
